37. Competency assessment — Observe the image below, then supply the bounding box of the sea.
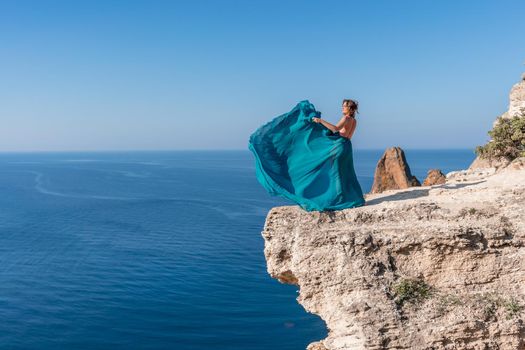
[0,149,476,349]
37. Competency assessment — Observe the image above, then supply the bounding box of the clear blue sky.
[1,0,524,151]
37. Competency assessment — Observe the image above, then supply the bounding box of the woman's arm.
[312,116,346,133]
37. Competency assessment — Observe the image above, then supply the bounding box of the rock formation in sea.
[422,169,446,186]
[260,73,525,349]
[370,147,420,194]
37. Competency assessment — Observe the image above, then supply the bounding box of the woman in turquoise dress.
[248,99,365,212]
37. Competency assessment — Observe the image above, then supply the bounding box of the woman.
[248,99,365,211]
[312,99,359,140]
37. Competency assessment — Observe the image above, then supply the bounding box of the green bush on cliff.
[392,278,431,306]
[504,298,523,319]
[475,113,525,161]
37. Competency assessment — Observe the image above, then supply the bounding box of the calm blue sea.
[0,149,475,349]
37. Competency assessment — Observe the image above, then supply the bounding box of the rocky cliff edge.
[262,159,525,349]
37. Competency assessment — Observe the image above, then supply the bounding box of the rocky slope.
[261,159,525,349]
[469,74,525,170]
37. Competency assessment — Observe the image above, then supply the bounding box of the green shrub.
[475,113,525,161]
[392,278,431,306]
[504,298,523,319]
[435,293,463,315]
[474,293,523,320]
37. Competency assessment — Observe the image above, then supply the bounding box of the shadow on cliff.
[365,180,486,206]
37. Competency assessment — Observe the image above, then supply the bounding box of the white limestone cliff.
[469,73,525,170]
[262,159,525,349]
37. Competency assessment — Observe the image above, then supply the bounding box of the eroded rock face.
[470,75,525,170]
[502,76,525,121]
[370,147,420,194]
[422,169,446,186]
[507,157,525,171]
[468,155,511,171]
[262,167,525,349]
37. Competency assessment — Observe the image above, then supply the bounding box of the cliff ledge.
[262,161,525,349]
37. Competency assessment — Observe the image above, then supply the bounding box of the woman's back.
[338,116,356,139]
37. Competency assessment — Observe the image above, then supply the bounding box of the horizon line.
[0,148,477,154]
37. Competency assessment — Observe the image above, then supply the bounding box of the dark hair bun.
[343,99,359,115]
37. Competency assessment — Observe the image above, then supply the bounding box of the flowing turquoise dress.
[248,100,365,212]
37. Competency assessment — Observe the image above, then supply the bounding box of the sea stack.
[422,169,446,186]
[370,147,420,194]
